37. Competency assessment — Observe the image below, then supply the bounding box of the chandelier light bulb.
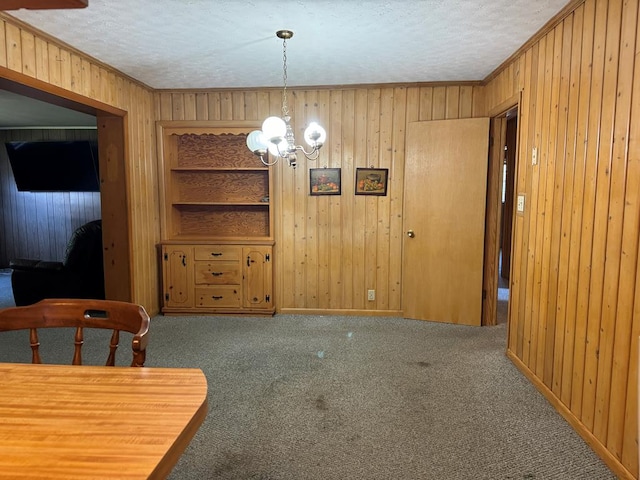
[304,122,327,148]
[262,116,287,143]
[268,140,284,157]
[246,130,268,155]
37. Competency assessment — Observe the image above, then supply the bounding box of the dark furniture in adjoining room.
[9,219,105,306]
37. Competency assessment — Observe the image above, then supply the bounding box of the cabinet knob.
[407,230,415,238]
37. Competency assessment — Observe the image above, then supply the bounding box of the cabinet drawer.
[194,245,241,261]
[196,286,242,307]
[195,261,241,285]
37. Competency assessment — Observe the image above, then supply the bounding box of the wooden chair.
[0,298,150,367]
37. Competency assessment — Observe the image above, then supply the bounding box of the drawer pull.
[210,272,223,276]
[211,252,223,257]
[211,295,224,300]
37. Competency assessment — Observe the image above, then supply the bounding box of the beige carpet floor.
[0,307,616,480]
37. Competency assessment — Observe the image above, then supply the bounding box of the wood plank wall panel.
[155,84,483,314]
[485,0,640,477]
[0,14,159,313]
[0,129,100,267]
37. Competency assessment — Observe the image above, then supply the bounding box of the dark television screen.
[5,140,100,192]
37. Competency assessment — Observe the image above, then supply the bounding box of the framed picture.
[310,168,341,195]
[355,168,389,196]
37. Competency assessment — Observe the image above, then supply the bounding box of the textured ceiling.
[6,0,570,90]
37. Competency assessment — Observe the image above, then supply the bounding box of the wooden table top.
[0,362,208,480]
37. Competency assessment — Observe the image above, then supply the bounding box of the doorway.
[482,103,518,326]
[0,70,132,302]
[498,110,518,324]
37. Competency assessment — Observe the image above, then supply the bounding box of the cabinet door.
[243,246,273,309]
[162,245,193,308]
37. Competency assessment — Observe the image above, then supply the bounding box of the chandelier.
[246,30,326,168]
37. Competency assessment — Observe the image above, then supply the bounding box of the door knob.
[407,230,415,238]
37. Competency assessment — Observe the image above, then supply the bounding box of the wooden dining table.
[0,362,208,479]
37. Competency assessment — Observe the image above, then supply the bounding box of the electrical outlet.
[517,194,525,213]
[367,290,375,301]
[532,146,538,165]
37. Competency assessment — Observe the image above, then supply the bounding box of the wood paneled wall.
[155,84,484,314]
[2,3,636,477]
[0,129,100,267]
[485,0,640,477]
[0,14,160,313]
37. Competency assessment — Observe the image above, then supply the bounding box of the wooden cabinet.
[157,121,274,315]
[161,244,273,314]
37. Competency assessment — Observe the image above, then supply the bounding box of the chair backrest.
[0,299,150,366]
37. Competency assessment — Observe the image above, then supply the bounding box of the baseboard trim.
[506,350,634,480]
[278,308,403,317]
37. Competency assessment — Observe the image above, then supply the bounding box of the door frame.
[0,66,132,302]
[482,94,520,326]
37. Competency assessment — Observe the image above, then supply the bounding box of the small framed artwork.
[355,168,389,196]
[310,168,341,195]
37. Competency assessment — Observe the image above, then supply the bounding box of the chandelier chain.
[282,36,289,117]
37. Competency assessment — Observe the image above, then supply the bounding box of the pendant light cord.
[282,36,289,117]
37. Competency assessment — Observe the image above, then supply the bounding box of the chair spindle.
[29,328,41,364]
[107,329,120,366]
[72,327,84,365]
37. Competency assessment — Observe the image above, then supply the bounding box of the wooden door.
[403,118,490,325]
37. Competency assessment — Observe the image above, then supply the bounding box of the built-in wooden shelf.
[157,120,274,315]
